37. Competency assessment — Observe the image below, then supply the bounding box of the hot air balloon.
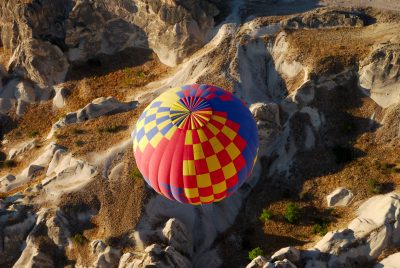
[132,84,258,205]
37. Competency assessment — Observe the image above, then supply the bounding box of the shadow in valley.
[240,0,323,23]
[220,73,383,266]
[65,47,154,82]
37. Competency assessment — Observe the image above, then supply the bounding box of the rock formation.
[1,1,400,268]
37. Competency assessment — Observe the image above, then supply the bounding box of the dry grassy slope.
[0,48,170,177]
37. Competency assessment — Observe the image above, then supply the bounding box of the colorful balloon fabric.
[132,84,258,205]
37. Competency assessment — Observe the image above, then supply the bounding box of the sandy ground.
[321,0,400,11]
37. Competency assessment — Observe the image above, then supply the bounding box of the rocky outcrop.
[303,192,400,267]
[161,218,193,257]
[0,196,36,266]
[271,247,301,265]
[246,193,400,268]
[0,0,71,87]
[94,246,122,268]
[0,0,221,89]
[0,143,63,192]
[246,256,268,268]
[375,252,400,268]
[66,0,219,67]
[0,77,44,115]
[8,139,36,160]
[359,44,400,108]
[123,218,193,267]
[120,244,191,268]
[246,256,297,268]
[377,103,400,142]
[13,237,55,268]
[48,97,137,138]
[1,142,96,196]
[326,187,354,207]
[282,9,370,29]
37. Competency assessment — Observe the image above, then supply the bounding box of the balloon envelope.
[132,84,258,205]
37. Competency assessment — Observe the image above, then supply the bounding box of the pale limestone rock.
[8,139,36,160]
[94,246,122,268]
[359,44,400,108]
[282,10,368,29]
[326,187,354,207]
[52,84,68,109]
[161,218,193,257]
[375,252,400,268]
[271,247,301,264]
[246,256,268,268]
[48,97,137,139]
[13,237,54,268]
[91,240,107,255]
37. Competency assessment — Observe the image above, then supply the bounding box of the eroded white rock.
[359,44,400,108]
[326,187,354,207]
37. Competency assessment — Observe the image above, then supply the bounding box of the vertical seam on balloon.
[168,128,185,202]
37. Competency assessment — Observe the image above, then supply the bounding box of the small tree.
[248,247,264,260]
[259,209,272,222]
[368,179,382,194]
[284,202,301,224]
[131,166,143,180]
[312,223,328,236]
[71,233,88,245]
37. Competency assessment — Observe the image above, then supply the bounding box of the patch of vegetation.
[28,130,39,138]
[377,162,399,174]
[332,145,353,164]
[0,160,17,169]
[136,71,146,78]
[284,202,301,224]
[72,128,86,135]
[248,247,264,260]
[55,133,67,140]
[75,140,85,147]
[71,233,88,245]
[122,68,131,77]
[312,222,329,236]
[131,166,143,180]
[259,209,273,222]
[98,125,125,134]
[368,179,383,194]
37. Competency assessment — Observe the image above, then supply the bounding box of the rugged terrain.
[0,0,400,267]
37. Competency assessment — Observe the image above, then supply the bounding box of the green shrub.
[312,223,328,236]
[368,179,382,194]
[123,67,131,76]
[284,203,301,224]
[248,247,264,260]
[28,130,39,138]
[136,71,146,78]
[378,162,399,174]
[71,233,88,245]
[131,166,143,180]
[259,209,272,222]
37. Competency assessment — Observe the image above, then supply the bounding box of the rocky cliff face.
[0,0,222,87]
